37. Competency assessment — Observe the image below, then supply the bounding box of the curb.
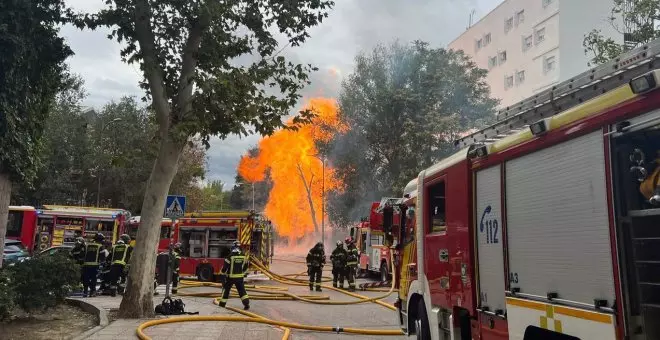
[66,297,109,340]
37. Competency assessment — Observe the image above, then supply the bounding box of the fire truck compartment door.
[475,164,506,313]
[505,130,615,306]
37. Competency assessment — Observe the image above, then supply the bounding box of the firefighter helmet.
[120,234,131,244]
[231,246,241,254]
[173,242,182,251]
[75,237,85,244]
[94,233,105,243]
[116,240,125,245]
[315,242,323,249]
[232,241,240,248]
[344,236,353,244]
[336,240,343,247]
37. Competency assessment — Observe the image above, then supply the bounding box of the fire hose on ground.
[136,254,404,339]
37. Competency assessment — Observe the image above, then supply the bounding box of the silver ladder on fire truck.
[455,39,660,340]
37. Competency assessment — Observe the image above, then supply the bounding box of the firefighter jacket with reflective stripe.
[71,244,85,263]
[306,248,325,267]
[331,247,347,267]
[221,253,248,279]
[111,244,129,265]
[83,243,102,266]
[346,246,358,267]
[170,250,181,273]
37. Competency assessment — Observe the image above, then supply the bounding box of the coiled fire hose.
[136,254,403,339]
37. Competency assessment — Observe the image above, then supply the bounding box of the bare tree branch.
[176,8,209,122]
[297,162,320,233]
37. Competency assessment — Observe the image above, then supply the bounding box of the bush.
[8,253,79,312]
[0,269,14,320]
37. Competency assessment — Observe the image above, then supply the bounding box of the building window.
[515,10,525,26]
[523,35,533,51]
[476,38,483,51]
[544,55,556,73]
[488,56,498,69]
[505,75,514,89]
[516,70,525,84]
[499,50,507,64]
[542,0,553,8]
[484,33,492,46]
[505,17,514,33]
[535,27,546,44]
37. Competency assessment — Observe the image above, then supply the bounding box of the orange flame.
[238,98,346,242]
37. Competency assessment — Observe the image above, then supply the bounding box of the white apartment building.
[448,0,622,108]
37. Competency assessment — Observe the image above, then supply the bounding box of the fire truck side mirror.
[383,207,393,234]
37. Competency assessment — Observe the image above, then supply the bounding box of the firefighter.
[81,233,106,297]
[306,242,325,292]
[330,240,347,288]
[70,237,85,264]
[98,240,112,294]
[170,242,182,294]
[218,242,250,310]
[117,234,132,294]
[345,237,359,292]
[108,236,132,297]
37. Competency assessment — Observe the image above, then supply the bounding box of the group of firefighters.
[70,233,133,297]
[306,236,359,292]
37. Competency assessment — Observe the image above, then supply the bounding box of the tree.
[0,0,72,267]
[76,0,334,317]
[583,0,660,66]
[327,40,497,226]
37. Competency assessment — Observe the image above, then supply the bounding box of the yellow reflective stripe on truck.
[506,297,613,324]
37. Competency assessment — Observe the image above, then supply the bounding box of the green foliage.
[327,41,497,226]
[0,269,14,320]
[76,0,335,144]
[0,0,73,184]
[583,0,660,66]
[8,253,79,312]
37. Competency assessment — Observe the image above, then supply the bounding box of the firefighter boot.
[243,302,250,311]
[218,301,226,308]
[309,283,313,291]
[316,286,322,292]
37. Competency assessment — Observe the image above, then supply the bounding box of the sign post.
[163,195,186,297]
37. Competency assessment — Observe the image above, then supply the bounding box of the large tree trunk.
[0,173,11,268]
[119,135,185,318]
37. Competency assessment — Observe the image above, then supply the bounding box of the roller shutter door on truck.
[476,165,506,313]
[505,130,615,306]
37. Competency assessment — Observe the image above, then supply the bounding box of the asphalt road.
[184,255,407,340]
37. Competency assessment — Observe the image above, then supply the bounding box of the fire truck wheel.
[197,264,214,282]
[380,262,389,282]
[415,301,431,340]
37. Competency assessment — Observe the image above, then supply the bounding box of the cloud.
[61,0,503,186]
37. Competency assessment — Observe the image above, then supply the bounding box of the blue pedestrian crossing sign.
[164,195,186,218]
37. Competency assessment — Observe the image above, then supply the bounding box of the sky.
[62,0,504,186]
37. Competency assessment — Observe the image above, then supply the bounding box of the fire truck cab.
[350,199,399,281]
[173,211,273,281]
[394,41,660,340]
[6,206,38,253]
[127,216,173,252]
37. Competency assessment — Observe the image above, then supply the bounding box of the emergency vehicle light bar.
[455,37,660,148]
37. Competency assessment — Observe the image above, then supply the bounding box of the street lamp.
[237,182,255,211]
[95,117,122,207]
[309,154,326,247]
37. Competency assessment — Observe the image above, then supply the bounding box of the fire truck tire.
[379,262,389,282]
[415,302,432,340]
[197,264,214,282]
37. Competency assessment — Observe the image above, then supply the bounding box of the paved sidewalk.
[76,288,283,340]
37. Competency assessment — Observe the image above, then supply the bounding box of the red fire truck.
[126,216,174,252]
[391,42,660,340]
[349,199,399,281]
[173,211,273,281]
[7,206,38,252]
[35,205,130,250]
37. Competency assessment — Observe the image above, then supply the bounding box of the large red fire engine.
[173,211,273,281]
[390,41,660,340]
[126,216,173,251]
[35,205,130,250]
[7,206,38,253]
[349,200,399,281]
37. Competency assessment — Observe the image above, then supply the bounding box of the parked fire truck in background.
[35,205,130,250]
[391,42,660,340]
[172,211,273,281]
[127,216,174,251]
[349,200,399,281]
[7,206,38,253]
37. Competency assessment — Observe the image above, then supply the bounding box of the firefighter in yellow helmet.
[218,242,250,310]
[82,233,106,297]
[108,234,133,296]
